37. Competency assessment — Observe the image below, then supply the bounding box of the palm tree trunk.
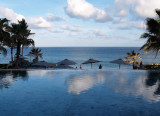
[133,62,135,69]
[16,41,21,68]
[22,45,24,56]
[11,47,13,62]
[36,56,38,63]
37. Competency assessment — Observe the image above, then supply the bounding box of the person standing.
[99,64,102,69]
[80,65,82,69]
[140,61,143,69]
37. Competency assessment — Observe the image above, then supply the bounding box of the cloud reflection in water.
[66,70,160,102]
[66,71,111,94]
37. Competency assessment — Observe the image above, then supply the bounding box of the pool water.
[0,70,160,116]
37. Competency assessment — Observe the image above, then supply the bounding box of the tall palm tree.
[0,18,9,57]
[10,19,34,68]
[124,50,141,68]
[140,9,160,56]
[29,48,43,63]
[5,35,17,61]
[0,18,9,42]
[21,38,35,56]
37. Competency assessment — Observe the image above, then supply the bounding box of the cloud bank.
[0,6,25,23]
[65,0,112,22]
[115,0,160,19]
[0,6,65,33]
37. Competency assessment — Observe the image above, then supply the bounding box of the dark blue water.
[0,70,160,116]
[1,47,160,69]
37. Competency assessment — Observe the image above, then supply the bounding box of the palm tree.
[0,18,10,57]
[10,19,34,68]
[124,50,141,69]
[29,48,43,63]
[5,36,16,61]
[0,18,9,42]
[21,38,34,56]
[140,9,160,56]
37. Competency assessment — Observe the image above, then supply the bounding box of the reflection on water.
[0,70,28,89]
[66,71,111,94]
[146,71,160,95]
[1,70,160,102]
[66,70,160,102]
[1,70,160,115]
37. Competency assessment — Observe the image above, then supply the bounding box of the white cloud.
[0,6,63,33]
[69,32,79,37]
[132,22,146,29]
[46,13,66,22]
[65,0,112,22]
[134,0,160,18]
[115,21,146,30]
[27,16,64,33]
[115,0,160,19]
[0,6,24,23]
[92,29,105,36]
[113,17,127,23]
[27,17,53,29]
[60,25,82,32]
[117,9,128,17]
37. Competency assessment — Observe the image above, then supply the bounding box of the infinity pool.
[0,70,160,116]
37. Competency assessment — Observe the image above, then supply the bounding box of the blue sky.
[0,0,159,47]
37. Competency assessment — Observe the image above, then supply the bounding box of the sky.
[0,0,159,47]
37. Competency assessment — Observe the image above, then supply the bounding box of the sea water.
[1,47,160,69]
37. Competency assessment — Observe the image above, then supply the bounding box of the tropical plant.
[10,19,34,68]
[124,50,141,68]
[3,34,17,61]
[140,9,160,57]
[0,18,9,42]
[21,38,34,56]
[29,48,43,63]
[0,18,9,57]
[146,71,160,95]
[8,37,16,62]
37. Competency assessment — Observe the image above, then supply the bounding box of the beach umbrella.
[110,58,128,69]
[82,58,101,68]
[57,59,76,65]
[32,61,54,68]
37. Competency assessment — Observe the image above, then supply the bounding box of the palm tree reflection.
[0,70,28,89]
[145,71,160,95]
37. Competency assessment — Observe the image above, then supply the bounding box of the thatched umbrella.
[57,59,76,65]
[110,58,128,69]
[82,58,101,69]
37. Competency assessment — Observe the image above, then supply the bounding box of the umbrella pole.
[91,63,92,69]
[119,64,120,69]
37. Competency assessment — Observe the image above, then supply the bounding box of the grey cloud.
[46,13,66,22]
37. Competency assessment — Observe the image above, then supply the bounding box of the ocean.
[1,47,160,69]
